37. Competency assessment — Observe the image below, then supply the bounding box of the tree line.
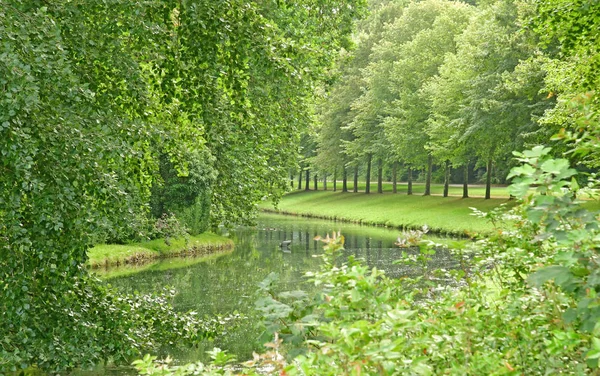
[298,0,599,199]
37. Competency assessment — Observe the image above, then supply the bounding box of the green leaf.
[507,164,536,179]
[528,265,571,287]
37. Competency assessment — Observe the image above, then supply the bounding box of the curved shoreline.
[259,191,517,237]
[88,233,234,269]
[260,208,477,238]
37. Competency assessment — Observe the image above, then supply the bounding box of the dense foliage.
[133,1,600,373]
[135,147,600,375]
[309,0,599,198]
[0,0,364,372]
[3,0,600,372]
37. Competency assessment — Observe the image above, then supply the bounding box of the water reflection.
[101,213,458,368]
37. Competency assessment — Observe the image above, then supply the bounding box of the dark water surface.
[87,213,459,373]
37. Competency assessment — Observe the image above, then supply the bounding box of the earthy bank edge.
[88,233,234,268]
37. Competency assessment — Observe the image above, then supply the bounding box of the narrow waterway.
[94,213,459,371]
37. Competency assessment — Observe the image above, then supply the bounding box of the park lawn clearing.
[262,190,515,236]
[88,232,234,268]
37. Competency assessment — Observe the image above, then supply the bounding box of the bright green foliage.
[0,0,365,372]
[553,94,600,169]
[529,0,600,166]
[426,0,552,185]
[315,1,407,181]
[534,0,600,91]
[382,0,472,168]
[314,0,581,192]
[134,0,600,372]
[510,146,600,337]
[315,76,359,176]
[140,153,600,372]
[0,3,168,371]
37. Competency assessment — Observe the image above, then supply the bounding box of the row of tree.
[299,0,597,199]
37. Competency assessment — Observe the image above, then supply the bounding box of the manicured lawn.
[261,190,516,235]
[88,232,234,268]
[282,182,600,235]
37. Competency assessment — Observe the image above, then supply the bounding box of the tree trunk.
[462,162,469,198]
[485,158,492,199]
[353,165,358,193]
[290,173,294,189]
[424,154,432,196]
[443,160,450,197]
[407,166,413,195]
[392,161,397,194]
[298,170,303,190]
[324,174,327,191]
[377,158,383,194]
[333,168,337,191]
[365,154,372,194]
[305,169,310,191]
[313,173,318,190]
[342,166,348,192]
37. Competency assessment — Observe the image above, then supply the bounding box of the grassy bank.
[88,232,234,268]
[92,251,233,279]
[262,190,514,236]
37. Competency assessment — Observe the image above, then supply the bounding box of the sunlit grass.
[282,181,600,235]
[92,251,232,279]
[262,190,515,235]
[88,232,233,268]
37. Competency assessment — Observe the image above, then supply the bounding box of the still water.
[97,213,458,368]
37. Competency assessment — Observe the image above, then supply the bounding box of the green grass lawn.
[281,182,600,235]
[262,190,516,236]
[88,232,234,268]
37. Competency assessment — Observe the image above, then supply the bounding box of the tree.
[531,0,600,169]
[427,0,551,199]
[317,0,406,194]
[381,0,472,196]
[0,0,365,371]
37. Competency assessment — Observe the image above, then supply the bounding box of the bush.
[135,146,600,374]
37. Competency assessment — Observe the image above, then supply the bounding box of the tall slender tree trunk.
[392,161,397,194]
[313,173,318,190]
[305,169,310,191]
[377,158,383,194]
[353,165,358,193]
[407,166,413,195]
[290,173,294,189]
[342,166,348,192]
[333,168,337,192]
[298,170,303,190]
[462,162,469,198]
[424,154,432,196]
[365,154,372,194]
[485,158,493,199]
[323,174,327,191]
[443,160,450,197]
